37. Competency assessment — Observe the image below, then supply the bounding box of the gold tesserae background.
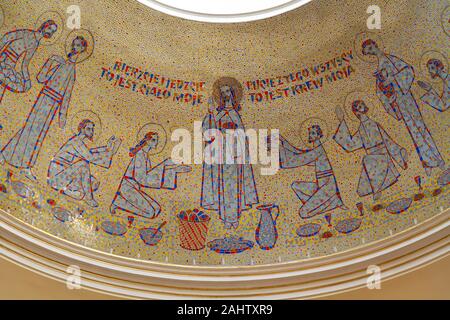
[0,0,448,269]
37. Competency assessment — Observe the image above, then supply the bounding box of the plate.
[101,220,127,236]
[52,207,72,222]
[11,181,35,198]
[335,218,362,234]
[207,237,254,254]
[386,198,412,214]
[296,223,321,237]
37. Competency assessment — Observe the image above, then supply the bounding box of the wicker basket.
[178,213,210,250]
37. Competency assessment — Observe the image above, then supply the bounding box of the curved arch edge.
[1,208,448,299]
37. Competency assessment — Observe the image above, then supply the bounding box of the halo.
[353,31,384,64]
[419,50,448,83]
[65,28,95,64]
[0,5,5,29]
[299,116,330,147]
[70,110,103,143]
[441,5,450,37]
[34,10,64,46]
[136,123,167,156]
[168,125,183,140]
[343,90,377,124]
[212,77,243,106]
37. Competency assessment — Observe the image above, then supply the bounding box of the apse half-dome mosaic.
[0,0,448,267]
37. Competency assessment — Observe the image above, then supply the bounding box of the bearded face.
[427,63,439,79]
[70,38,87,56]
[352,101,368,119]
[82,123,95,141]
[308,126,322,143]
[144,134,159,152]
[42,24,57,39]
[220,85,233,103]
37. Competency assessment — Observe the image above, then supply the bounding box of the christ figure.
[201,79,259,229]
[274,125,347,224]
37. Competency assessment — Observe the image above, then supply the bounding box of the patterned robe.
[375,54,443,169]
[47,136,114,200]
[111,151,179,219]
[333,117,407,197]
[0,29,41,94]
[279,136,346,219]
[201,108,259,225]
[1,55,75,169]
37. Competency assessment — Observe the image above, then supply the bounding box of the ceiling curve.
[136,0,313,23]
[0,0,448,299]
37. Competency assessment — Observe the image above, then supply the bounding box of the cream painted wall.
[0,255,449,299]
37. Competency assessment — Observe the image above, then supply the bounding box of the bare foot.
[373,191,382,201]
[110,204,117,214]
[21,168,36,181]
[92,180,100,192]
[63,189,83,199]
[84,198,98,208]
[176,165,192,173]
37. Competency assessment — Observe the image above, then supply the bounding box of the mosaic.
[0,0,448,266]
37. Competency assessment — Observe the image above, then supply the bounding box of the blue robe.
[201,108,259,225]
[375,54,443,169]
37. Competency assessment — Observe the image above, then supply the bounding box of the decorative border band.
[1,208,448,299]
[135,0,313,23]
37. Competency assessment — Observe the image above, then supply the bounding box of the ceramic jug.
[255,204,280,250]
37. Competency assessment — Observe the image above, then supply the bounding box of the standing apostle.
[361,39,445,176]
[418,58,449,112]
[1,36,88,180]
[0,20,58,103]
